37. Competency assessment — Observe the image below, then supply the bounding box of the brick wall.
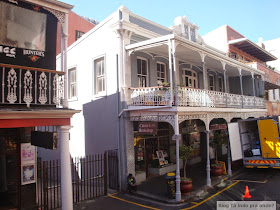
[56,11,95,55]
[226,25,245,41]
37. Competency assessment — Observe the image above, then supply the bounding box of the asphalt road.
[73,168,280,210]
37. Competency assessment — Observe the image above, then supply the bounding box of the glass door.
[183,69,198,88]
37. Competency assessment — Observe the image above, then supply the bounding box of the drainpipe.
[116,54,122,191]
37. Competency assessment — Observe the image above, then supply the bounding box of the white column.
[62,13,69,108]
[172,40,178,106]
[60,125,73,210]
[168,39,173,106]
[205,116,211,186]
[174,113,181,202]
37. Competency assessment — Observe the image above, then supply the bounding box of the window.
[69,67,77,98]
[137,58,148,87]
[209,75,215,91]
[0,1,47,51]
[190,28,196,42]
[218,76,223,92]
[157,62,166,85]
[183,69,197,88]
[75,30,85,41]
[95,58,105,94]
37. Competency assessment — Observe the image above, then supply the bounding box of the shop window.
[134,122,171,174]
[137,57,148,87]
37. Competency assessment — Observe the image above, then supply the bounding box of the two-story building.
[55,6,267,201]
[203,25,279,116]
[0,0,78,209]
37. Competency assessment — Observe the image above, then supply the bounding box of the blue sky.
[62,0,280,43]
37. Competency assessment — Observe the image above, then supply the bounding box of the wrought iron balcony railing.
[129,86,266,109]
[0,63,64,108]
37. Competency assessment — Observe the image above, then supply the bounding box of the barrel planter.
[180,178,192,195]
[211,164,223,176]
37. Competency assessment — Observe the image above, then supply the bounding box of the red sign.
[138,122,158,135]
[210,124,227,130]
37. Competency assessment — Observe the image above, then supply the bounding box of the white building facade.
[54,6,267,201]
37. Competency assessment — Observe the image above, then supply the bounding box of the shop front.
[0,127,37,209]
[0,110,76,210]
[134,122,178,181]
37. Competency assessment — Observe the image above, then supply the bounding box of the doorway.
[0,128,20,210]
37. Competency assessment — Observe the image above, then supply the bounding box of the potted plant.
[178,145,194,195]
[209,131,227,176]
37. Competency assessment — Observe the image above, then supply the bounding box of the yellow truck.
[228,117,280,169]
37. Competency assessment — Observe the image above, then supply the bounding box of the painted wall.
[202,25,229,53]
[40,13,120,159]
[263,38,280,72]
[130,52,170,87]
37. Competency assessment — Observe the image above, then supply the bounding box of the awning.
[228,38,277,62]
[264,81,280,90]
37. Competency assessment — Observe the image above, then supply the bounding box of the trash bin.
[165,172,176,199]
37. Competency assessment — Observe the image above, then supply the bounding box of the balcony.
[129,86,265,109]
[0,63,64,108]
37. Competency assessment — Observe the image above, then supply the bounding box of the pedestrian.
[127,173,137,193]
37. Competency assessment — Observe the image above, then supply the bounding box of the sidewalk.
[134,160,244,204]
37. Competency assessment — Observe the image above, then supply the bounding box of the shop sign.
[138,122,157,135]
[210,124,227,130]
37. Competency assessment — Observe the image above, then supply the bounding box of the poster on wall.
[21,143,36,185]
[21,164,35,185]
[21,143,36,164]
[156,150,165,166]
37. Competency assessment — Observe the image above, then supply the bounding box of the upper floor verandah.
[125,34,266,110]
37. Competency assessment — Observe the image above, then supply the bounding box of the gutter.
[118,105,172,118]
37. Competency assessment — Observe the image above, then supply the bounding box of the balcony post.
[221,61,228,107]
[251,72,256,108]
[199,52,207,106]
[59,125,73,210]
[238,68,243,108]
[174,113,181,202]
[172,40,178,106]
[168,39,173,106]
[61,13,69,108]
[227,134,232,177]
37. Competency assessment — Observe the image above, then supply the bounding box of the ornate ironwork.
[7,68,17,103]
[23,70,33,107]
[38,72,48,104]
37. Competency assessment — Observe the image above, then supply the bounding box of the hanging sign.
[138,122,157,135]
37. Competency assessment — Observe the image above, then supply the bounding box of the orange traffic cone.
[243,186,252,198]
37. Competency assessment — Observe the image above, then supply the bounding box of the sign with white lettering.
[138,122,157,135]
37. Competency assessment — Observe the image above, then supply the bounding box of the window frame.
[182,68,198,88]
[218,76,224,92]
[93,56,106,96]
[68,66,77,100]
[156,61,167,85]
[75,30,85,41]
[137,57,149,87]
[209,74,215,91]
